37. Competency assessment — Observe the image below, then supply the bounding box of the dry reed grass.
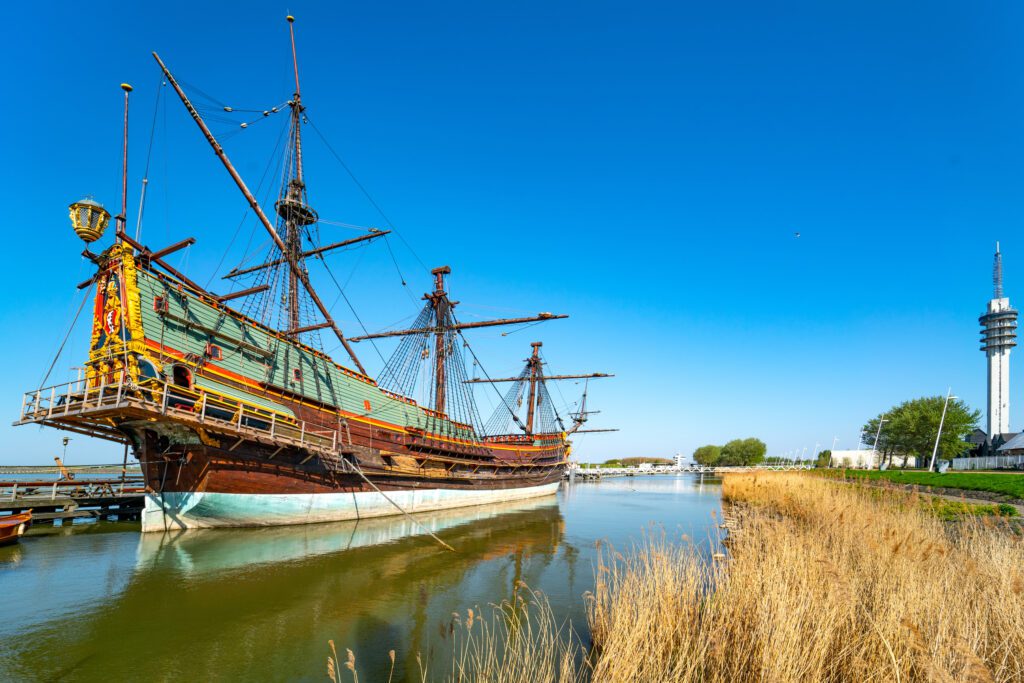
[330,583,586,683]
[586,472,1024,682]
[442,582,586,683]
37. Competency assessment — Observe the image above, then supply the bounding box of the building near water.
[980,243,1018,441]
[830,449,918,469]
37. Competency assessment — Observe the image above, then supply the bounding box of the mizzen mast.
[465,344,612,435]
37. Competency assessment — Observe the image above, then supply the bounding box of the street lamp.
[829,436,839,468]
[872,417,888,469]
[928,388,958,472]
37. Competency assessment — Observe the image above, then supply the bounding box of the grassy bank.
[586,473,1024,682]
[331,473,1024,681]
[828,468,1024,501]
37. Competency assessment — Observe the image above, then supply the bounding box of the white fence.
[951,455,1024,471]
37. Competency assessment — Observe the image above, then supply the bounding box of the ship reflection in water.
[135,495,563,577]
[0,475,722,682]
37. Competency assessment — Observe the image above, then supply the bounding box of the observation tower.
[979,243,1017,438]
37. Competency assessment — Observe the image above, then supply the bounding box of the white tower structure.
[980,243,1017,438]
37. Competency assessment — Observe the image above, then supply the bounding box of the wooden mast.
[151,49,368,375]
[464,345,612,435]
[428,266,452,414]
[117,83,132,238]
[525,342,542,433]
[283,14,305,335]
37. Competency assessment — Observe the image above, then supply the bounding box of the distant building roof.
[998,432,1024,452]
[967,429,988,445]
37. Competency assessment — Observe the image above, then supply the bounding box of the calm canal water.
[0,474,721,682]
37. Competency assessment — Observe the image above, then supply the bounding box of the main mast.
[428,266,453,413]
[525,342,543,433]
[351,267,568,416]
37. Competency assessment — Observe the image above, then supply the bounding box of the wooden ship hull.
[18,246,567,532]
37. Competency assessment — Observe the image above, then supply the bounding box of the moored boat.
[0,512,32,546]
[16,17,614,532]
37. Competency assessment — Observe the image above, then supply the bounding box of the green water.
[0,474,722,682]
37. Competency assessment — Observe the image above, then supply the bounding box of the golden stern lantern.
[69,198,111,243]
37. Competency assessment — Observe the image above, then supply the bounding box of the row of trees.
[692,438,767,467]
[861,396,979,467]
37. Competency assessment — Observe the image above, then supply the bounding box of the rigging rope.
[37,289,90,391]
[135,74,165,241]
[305,115,429,278]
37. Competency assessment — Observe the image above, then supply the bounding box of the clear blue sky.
[1,1,1022,465]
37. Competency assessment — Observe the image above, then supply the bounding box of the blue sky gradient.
[1,1,1023,464]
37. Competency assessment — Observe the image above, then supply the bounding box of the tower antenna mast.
[980,242,1017,439]
[995,241,1004,299]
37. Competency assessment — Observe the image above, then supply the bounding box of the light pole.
[828,436,839,467]
[872,416,888,469]
[928,388,958,472]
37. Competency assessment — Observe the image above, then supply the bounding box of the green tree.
[719,438,767,467]
[862,396,979,468]
[621,457,674,467]
[815,449,832,468]
[692,445,721,467]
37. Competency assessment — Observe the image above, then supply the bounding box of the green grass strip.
[821,469,1024,500]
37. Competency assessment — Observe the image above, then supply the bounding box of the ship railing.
[19,373,340,456]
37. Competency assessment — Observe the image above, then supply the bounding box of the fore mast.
[276,15,318,338]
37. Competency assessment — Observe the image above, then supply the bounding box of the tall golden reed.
[586,472,1024,682]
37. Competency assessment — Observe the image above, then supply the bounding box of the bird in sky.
[794,231,801,238]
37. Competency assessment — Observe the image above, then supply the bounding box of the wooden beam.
[464,372,613,384]
[288,321,333,335]
[224,230,390,279]
[216,284,270,303]
[350,313,568,342]
[117,231,208,294]
[150,237,196,261]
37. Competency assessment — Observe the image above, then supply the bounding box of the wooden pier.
[0,478,146,523]
[566,463,813,480]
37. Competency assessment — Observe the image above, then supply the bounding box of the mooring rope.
[339,458,455,552]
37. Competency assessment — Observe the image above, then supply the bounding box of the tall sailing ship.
[17,17,612,532]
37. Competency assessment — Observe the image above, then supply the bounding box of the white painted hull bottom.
[141,481,561,532]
